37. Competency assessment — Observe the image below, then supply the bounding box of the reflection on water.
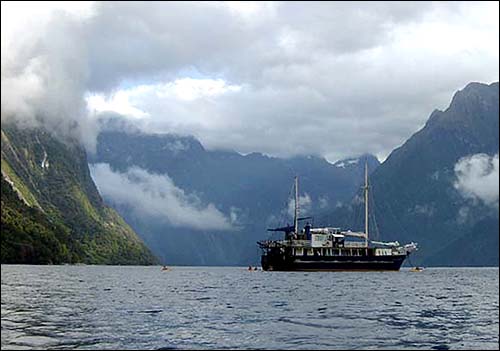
[1,266,499,350]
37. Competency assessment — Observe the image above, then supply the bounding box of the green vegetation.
[1,125,158,265]
[1,158,40,208]
[1,177,79,264]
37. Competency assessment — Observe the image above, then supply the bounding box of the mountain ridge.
[1,124,158,265]
[91,129,380,265]
[336,81,499,266]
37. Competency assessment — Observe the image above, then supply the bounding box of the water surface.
[1,266,498,350]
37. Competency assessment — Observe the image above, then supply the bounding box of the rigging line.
[255,245,261,266]
[382,186,410,238]
[280,179,295,226]
[407,253,416,268]
[369,178,410,243]
[369,184,381,241]
[352,186,363,231]
[268,179,295,240]
[371,209,380,241]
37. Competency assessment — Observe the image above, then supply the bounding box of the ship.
[257,163,417,271]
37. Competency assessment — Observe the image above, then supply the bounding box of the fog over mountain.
[90,163,235,231]
[90,128,380,265]
[454,153,499,207]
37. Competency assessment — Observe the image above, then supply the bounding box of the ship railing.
[272,240,312,247]
[257,240,290,248]
[289,240,311,247]
[344,241,368,248]
[259,239,376,249]
[257,240,313,248]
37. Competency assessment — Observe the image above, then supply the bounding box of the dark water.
[1,266,498,350]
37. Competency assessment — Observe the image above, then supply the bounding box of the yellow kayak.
[410,267,424,272]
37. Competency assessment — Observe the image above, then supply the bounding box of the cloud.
[456,206,470,224]
[412,204,435,217]
[454,153,499,207]
[89,163,234,230]
[1,3,99,151]
[2,2,499,161]
[318,196,329,209]
[287,193,312,218]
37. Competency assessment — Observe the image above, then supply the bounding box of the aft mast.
[364,162,369,247]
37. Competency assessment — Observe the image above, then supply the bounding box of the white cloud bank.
[454,153,499,207]
[89,163,234,230]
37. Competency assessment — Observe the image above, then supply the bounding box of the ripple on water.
[1,266,498,350]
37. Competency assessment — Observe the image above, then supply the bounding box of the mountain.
[90,128,379,265]
[327,82,499,266]
[1,124,158,265]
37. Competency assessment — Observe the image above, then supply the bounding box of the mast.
[294,176,299,234]
[364,161,369,246]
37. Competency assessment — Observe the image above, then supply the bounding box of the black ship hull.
[261,254,407,271]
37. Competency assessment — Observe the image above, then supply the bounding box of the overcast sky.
[2,1,499,162]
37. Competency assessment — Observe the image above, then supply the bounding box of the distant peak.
[446,81,499,118]
[452,81,498,101]
[461,81,498,92]
[333,154,379,168]
[463,81,490,90]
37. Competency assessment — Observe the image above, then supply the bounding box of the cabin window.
[307,249,314,256]
[295,248,304,256]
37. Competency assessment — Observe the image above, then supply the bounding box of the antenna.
[364,161,369,246]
